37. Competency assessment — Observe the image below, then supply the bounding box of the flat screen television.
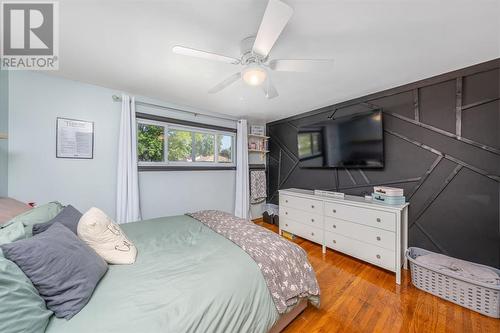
[297,110,384,168]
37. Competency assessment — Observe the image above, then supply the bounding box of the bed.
[45,214,318,333]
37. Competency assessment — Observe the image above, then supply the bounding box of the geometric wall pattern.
[266,59,500,268]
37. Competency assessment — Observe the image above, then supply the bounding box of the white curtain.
[116,94,141,224]
[234,119,250,219]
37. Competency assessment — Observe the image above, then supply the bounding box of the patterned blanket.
[186,210,320,313]
[250,170,267,204]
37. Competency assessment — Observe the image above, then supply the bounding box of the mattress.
[45,215,280,333]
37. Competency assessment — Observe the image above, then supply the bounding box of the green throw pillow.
[0,221,25,245]
[0,255,53,333]
[5,202,64,237]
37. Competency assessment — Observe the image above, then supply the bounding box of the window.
[217,135,233,163]
[137,118,236,169]
[167,128,192,162]
[137,123,165,162]
[194,132,215,162]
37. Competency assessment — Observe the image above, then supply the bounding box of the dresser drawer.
[280,219,323,244]
[279,206,323,228]
[280,194,322,214]
[325,231,395,271]
[324,217,395,251]
[324,202,396,232]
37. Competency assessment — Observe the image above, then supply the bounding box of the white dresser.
[279,188,409,284]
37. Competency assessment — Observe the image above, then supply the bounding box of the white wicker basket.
[406,247,500,318]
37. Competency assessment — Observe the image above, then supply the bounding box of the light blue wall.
[134,102,236,219]
[8,71,236,219]
[0,70,8,196]
[8,71,121,215]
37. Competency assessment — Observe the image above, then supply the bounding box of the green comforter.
[45,215,279,333]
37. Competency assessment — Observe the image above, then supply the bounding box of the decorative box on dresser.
[279,188,409,284]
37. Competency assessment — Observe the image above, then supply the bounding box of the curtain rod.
[112,95,239,123]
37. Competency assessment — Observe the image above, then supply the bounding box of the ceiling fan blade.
[252,0,294,58]
[208,72,241,94]
[269,59,334,72]
[262,76,279,99]
[172,46,240,65]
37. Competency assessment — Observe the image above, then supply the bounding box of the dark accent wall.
[266,59,500,268]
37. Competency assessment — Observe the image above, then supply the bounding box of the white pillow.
[77,208,137,265]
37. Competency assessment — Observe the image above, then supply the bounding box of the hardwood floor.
[254,220,500,333]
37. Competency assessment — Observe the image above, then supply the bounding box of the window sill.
[138,165,236,172]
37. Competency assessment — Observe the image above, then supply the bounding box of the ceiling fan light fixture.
[242,64,267,86]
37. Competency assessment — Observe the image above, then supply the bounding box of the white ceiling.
[49,0,500,122]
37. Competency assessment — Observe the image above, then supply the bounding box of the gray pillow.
[0,223,108,319]
[32,205,82,235]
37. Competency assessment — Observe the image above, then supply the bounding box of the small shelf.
[248,133,269,158]
[248,134,270,139]
[248,149,269,153]
[249,164,266,170]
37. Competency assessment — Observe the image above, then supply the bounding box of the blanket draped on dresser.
[186,210,320,313]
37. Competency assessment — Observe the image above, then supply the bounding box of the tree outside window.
[137,119,235,167]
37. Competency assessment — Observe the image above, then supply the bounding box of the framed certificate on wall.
[56,118,94,159]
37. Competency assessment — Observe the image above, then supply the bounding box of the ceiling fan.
[172,0,334,99]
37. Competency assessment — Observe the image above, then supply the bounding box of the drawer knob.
[285,224,288,227]
[311,205,315,209]
[285,200,288,203]
[332,209,337,213]
[285,212,288,215]
[332,240,336,244]
[376,254,381,259]
[376,236,381,241]
[311,232,314,236]
[333,224,336,229]
[311,218,315,222]
[376,218,381,222]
